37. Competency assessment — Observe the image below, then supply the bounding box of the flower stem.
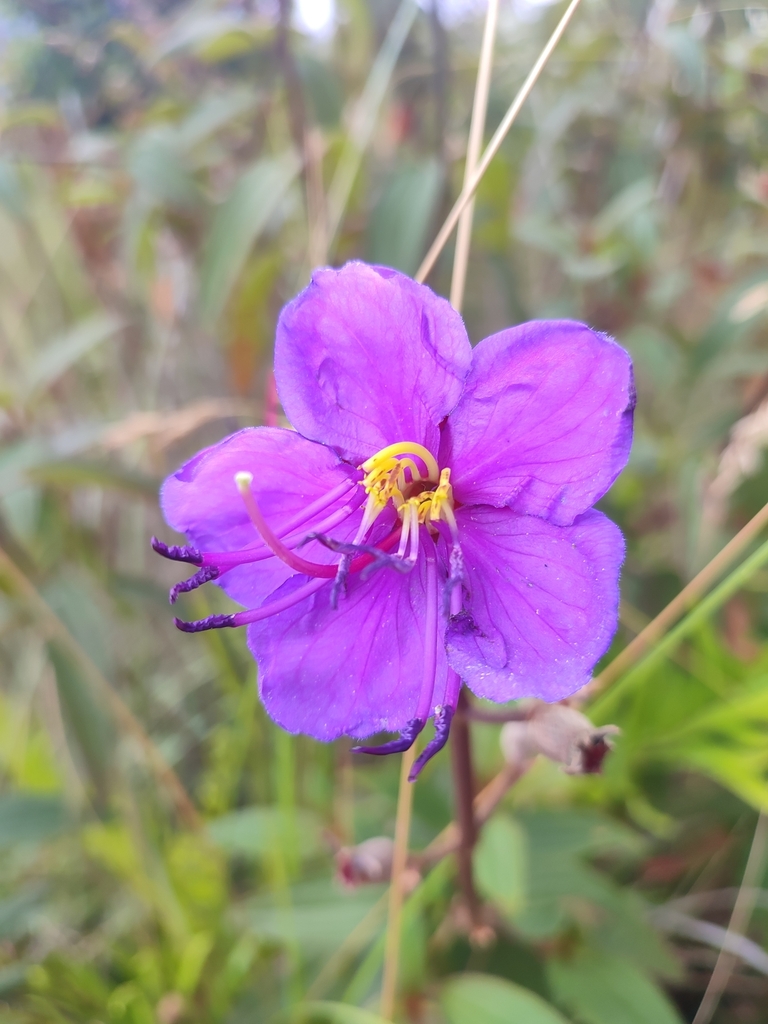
[380,744,417,1020]
[450,691,480,925]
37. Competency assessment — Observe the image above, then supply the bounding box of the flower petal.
[440,320,635,525]
[274,262,472,464]
[248,551,448,742]
[446,506,624,703]
[160,427,363,608]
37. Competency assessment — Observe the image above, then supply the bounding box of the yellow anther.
[361,442,439,485]
[359,443,454,542]
[429,468,453,522]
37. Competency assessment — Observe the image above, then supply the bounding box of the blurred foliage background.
[3,0,768,1021]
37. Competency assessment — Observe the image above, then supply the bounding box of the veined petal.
[274,262,472,465]
[446,506,624,703]
[440,320,635,525]
[160,427,363,608]
[248,545,449,742]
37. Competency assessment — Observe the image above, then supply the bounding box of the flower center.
[359,442,457,541]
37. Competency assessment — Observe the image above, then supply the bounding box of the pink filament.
[414,535,440,723]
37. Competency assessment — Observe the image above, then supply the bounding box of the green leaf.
[367,158,444,275]
[655,679,768,810]
[0,794,69,848]
[200,154,301,325]
[175,88,260,152]
[129,129,202,209]
[246,881,384,955]
[208,805,322,860]
[475,814,528,916]
[288,1003,390,1024]
[547,949,684,1024]
[511,810,647,940]
[441,973,571,1024]
[47,643,115,801]
[24,313,124,402]
[0,886,46,940]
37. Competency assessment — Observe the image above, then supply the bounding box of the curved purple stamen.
[352,717,425,756]
[173,577,327,633]
[409,703,455,781]
[152,537,203,565]
[175,612,235,632]
[305,532,413,581]
[169,564,220,604]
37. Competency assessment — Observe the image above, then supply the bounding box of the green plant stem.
[590,536,768,723]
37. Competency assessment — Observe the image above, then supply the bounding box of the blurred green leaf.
[200,154,301,325]
[47,643,115,800]
[129,129,202,209]
[288,1003,391,1024]
[547,949,684,1024]
[654,678,768,810]
[208,805,322,860]
[475,814,528,916]
[246,879,384,955]
[367,158,444,275]
[441,973,571,1024]
[0,794,69,848]
[23,313,124,403]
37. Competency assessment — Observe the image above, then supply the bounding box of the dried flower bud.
[500,701,619,775]
[336,837,394,887]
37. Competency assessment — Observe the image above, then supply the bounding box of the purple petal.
[446,506,624,703]
[440,321,635,525]
[247,554,448,742]
[160,427,363,608]
[274,262,472,465]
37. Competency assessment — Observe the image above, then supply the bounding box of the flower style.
[153,262,634,780]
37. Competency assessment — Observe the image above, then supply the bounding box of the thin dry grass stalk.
[699,396,768,552]
[693,812,768,1024]
[99,399,257,453]
[379,743,417,1019]
[416,0,586,285]
[586,496,768,699]
[449,0,499,312]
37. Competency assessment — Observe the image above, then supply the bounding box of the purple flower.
[153,262,634,779]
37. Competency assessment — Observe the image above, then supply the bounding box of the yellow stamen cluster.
[360,442,456,537]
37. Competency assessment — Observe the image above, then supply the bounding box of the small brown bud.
[500,701,619,775]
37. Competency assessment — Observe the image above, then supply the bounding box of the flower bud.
[500,701,619,775]
[335,837,394,887]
